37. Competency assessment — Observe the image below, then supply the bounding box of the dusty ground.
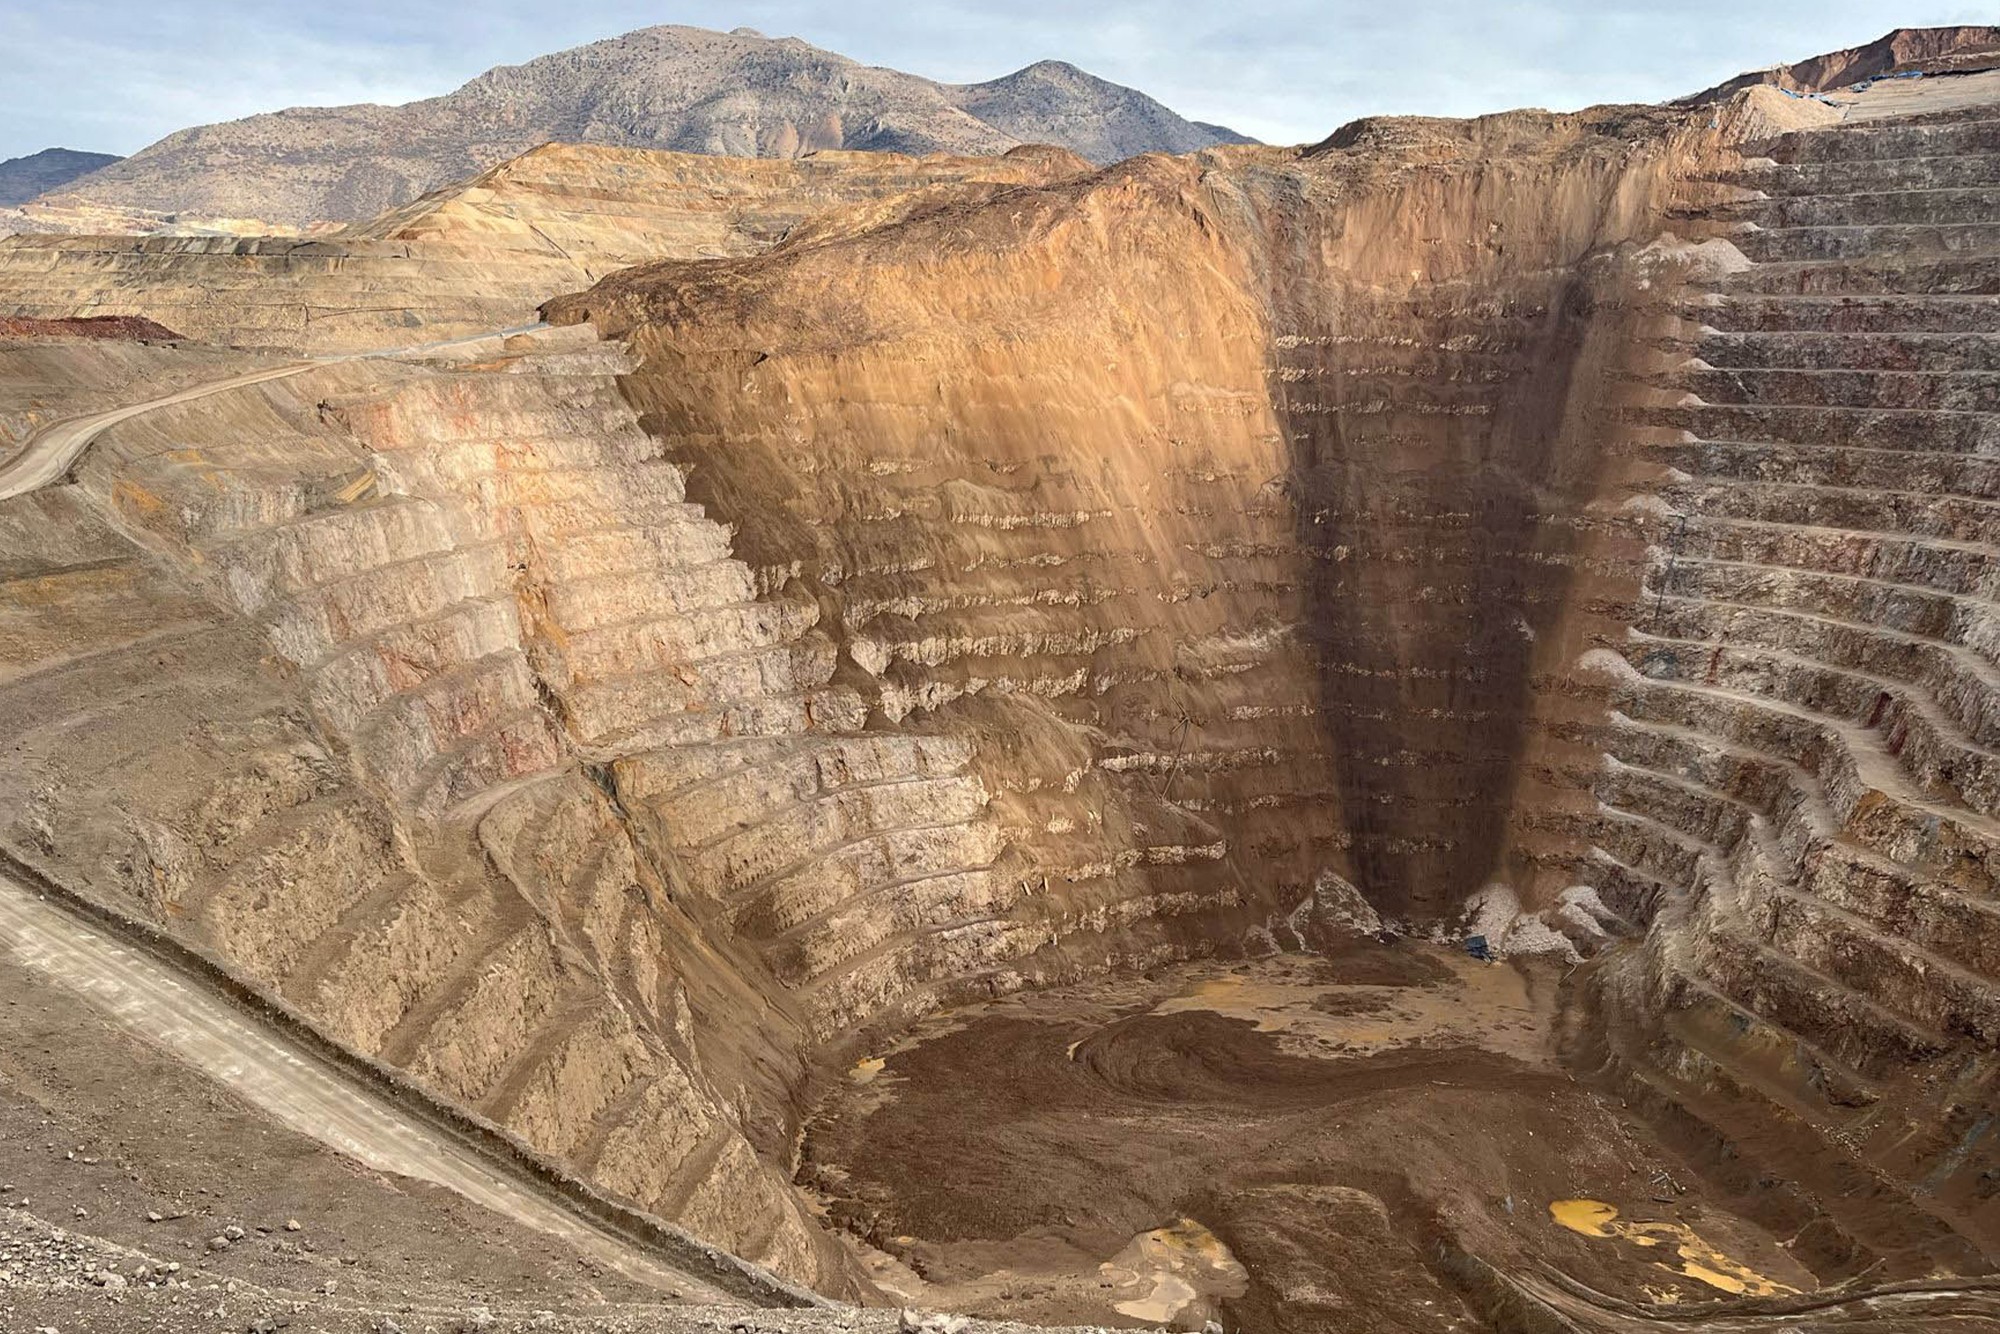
[0,339,268,461]
[0,947,686,1326]
[801,943,1821,1333]
[0,951,1181,1334]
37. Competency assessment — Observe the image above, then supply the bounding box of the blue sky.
[2,1,1991,161]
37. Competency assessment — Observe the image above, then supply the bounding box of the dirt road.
[0,321,549,501]
[0,866,741,1301]
[0,361,315,498]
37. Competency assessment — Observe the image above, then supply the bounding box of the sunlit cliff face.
[553,104,1712,934]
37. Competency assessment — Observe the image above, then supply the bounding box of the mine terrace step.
[1735,154,2000,196]
[1651,437,2000,500]
[1627,631,2000,818]
[1732,188,2000,229]
[1723,253,2000,296]
[1697,292,2000,335]
[1664,474,2000,546]
[1771,119,2000,163]
[1648,590,2000,751]
[1656,401,2000,456]
[1603,705,2000,903]
[1732,221,2000,263]
[1695,331,2000,373]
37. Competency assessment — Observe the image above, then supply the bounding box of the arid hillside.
[1693,23,2000,99]
[0,148,119,206]
[0,142,1089,352]
[21,24,1247,230]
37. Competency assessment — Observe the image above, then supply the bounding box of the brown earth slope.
[1691,24,2000,99]
[547,103,1723,934]
[0,142,1088,352]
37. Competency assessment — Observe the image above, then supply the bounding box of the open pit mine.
[1,21,1999,1334]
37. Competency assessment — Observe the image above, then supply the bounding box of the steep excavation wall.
[543,87,2000,1287]
[0,332,862,1287]
[0,141,1095,1295]
[1,72,1996,1306]
[547,103,1749,966]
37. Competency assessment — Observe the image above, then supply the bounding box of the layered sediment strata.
[547,103,1743,995]
[0,144,1087,353]
[0,331,854,1286]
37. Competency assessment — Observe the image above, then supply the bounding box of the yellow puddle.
[1550,1199,1797,1298]
[1100,1217,1249,1323]
[1146,951,1550,1065]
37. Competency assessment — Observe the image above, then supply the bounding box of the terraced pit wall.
[550,104,1742,975]
[16,88,1993,1301]
[1568,103,2000,1281]
[0,333,861,1289]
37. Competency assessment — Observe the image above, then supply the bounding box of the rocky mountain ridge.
[1690,23,2000,100]
[26,24,1249,229]
[0,148,120,207]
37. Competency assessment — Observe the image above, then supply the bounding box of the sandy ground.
[0,939,689,1330]
[801,943,1823,1333]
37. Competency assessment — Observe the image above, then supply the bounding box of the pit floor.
[800,943,1819,1332]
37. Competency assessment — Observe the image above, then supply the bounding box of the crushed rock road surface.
[0,869,729,1301]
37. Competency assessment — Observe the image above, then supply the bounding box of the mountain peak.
[25,24,1253,227]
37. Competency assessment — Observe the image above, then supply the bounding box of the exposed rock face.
[548,105,1719,946]
[0,314,181,340]
[29,25,1247,229]
[0,330,854,1289]
[0,108,1730,1286]
[1691,24,2000,100]
[0,337,252,459]
[0,148,120,206]
[343,141,1093,267]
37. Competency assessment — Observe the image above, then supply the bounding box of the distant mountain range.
[0,149,121,207]
[29,25,1253,228]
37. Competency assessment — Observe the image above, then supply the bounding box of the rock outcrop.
[0,143,1088,353]
[547,103,1725,953]
[1691,24,2000,100]
[0,328,860,1288]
